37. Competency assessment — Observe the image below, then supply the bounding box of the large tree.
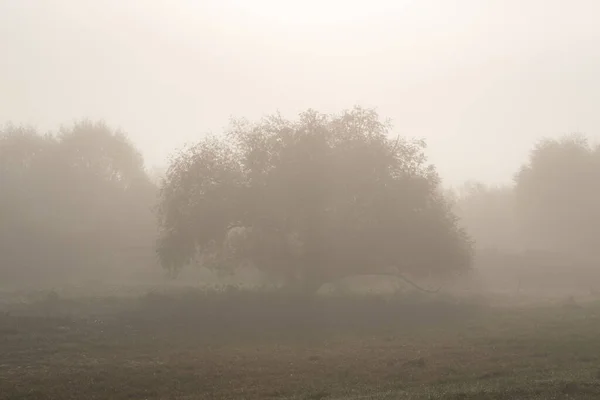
[157,107,472,291]
[514,133,600,257]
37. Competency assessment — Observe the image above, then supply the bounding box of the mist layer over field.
[2,1,600,399]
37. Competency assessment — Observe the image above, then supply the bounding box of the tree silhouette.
[157,107,472,291]
[515,133,600,257]
[0,121,157,284]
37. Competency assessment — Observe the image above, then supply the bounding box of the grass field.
[1,288,600,399]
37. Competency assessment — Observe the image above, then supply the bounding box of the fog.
[3,2,600,399]
[3,0,600,185]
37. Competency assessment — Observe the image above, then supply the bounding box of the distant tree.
[450,181,519,251]
[0,125,57,279]
[0,121,157,284]
[157,107,473,292]
[148,165,167,186]
[514,133,600,256]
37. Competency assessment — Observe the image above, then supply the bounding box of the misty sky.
[2,0,600,185]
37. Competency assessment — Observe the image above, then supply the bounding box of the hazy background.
[3,0,600,185]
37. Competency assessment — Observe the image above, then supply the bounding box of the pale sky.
[1,0,600,185]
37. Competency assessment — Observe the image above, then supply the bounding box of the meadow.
[1,286,600,400]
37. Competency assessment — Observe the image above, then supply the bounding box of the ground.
[1,288,600,399]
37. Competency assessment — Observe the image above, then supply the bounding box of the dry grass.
[1,288,600,399]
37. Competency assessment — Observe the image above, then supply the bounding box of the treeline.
[0,121,157,285]
[1,109,599,289]
[452,133,600,260]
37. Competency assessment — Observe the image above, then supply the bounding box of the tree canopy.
[0,121,157,284]
[157,107,473,291]
[515,133,600,257]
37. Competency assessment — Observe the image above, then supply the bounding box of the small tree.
[157,107,473,291]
